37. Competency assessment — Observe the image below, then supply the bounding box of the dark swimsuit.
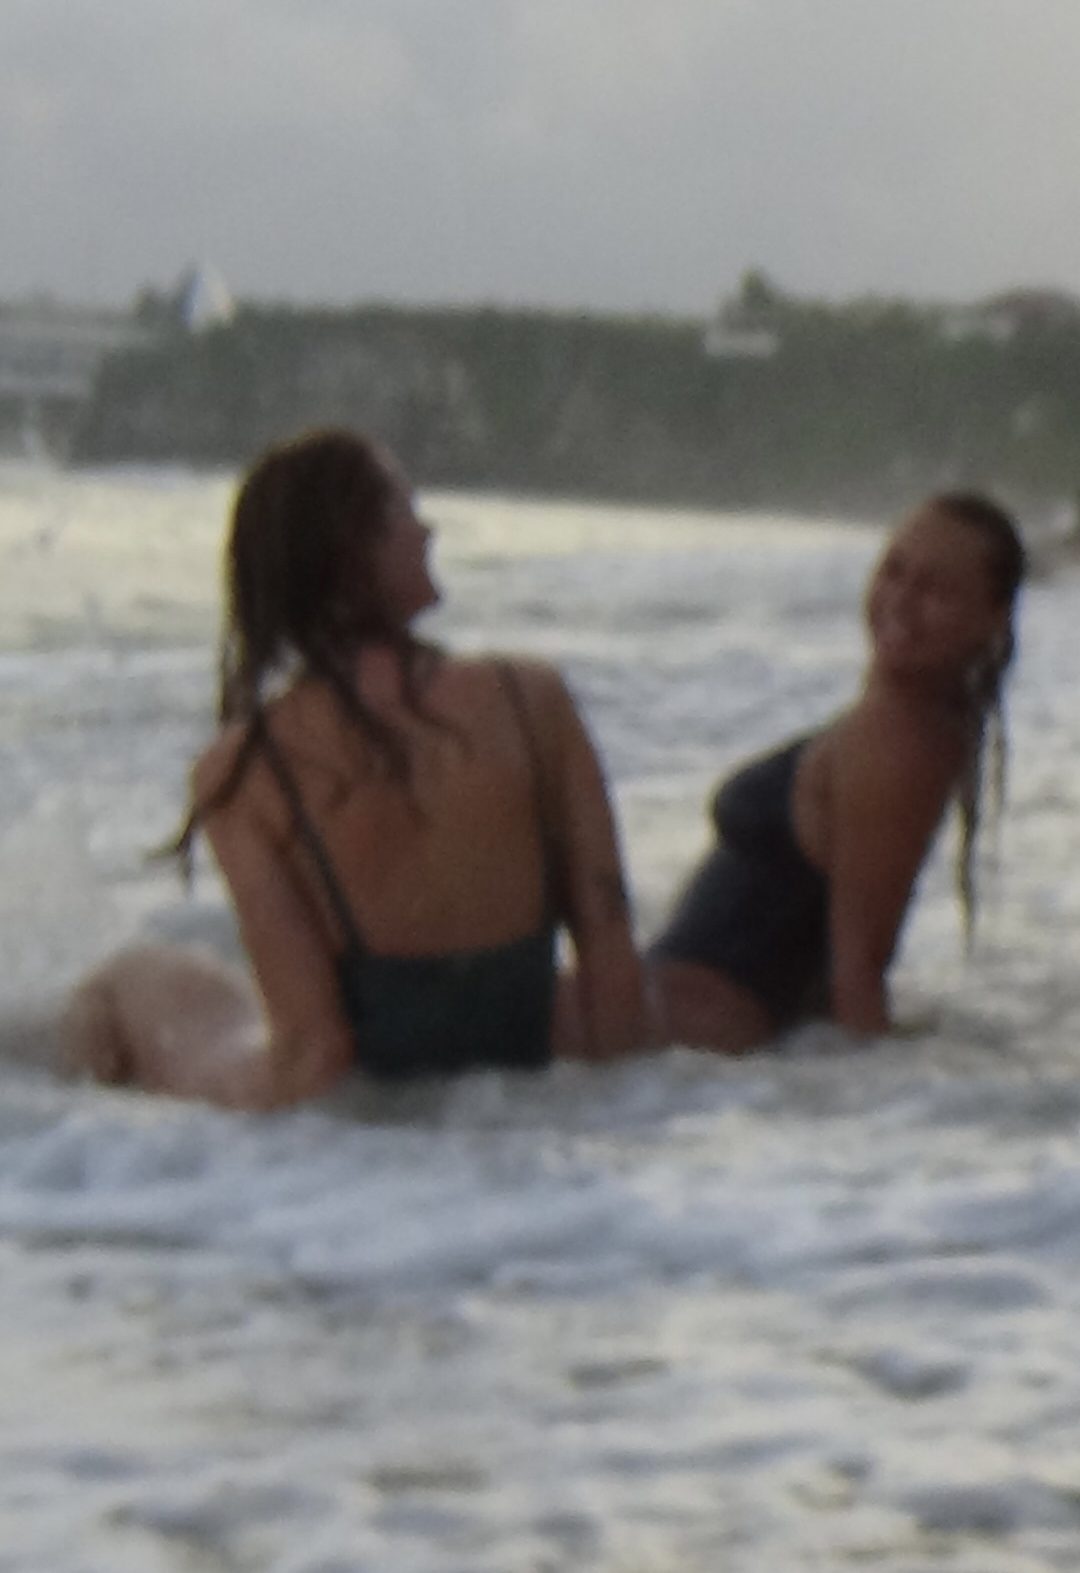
[649,736,829,1028]
[253,668,558,1081]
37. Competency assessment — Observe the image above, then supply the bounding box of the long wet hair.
[171,428,440,872]
[929,491,1026,943]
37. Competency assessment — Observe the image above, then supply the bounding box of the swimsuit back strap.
[250,708,368,958]
[494,662,562,918]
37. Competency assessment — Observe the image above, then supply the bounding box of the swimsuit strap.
[250,708,369,959]
[494,662,562,919]
[253,667,561,957]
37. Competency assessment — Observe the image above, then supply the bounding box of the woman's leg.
[648,957,774,1054]
[61,942,275,1106]
[553,958,773,1059]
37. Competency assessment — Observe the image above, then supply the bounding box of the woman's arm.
[523,665,649,1059]
[194,745,356,1105]
[826,709,957,1037]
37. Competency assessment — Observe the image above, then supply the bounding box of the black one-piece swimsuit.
[649,736,829,1028]
[253,667,559,1081]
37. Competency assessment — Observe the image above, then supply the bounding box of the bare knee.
[61,943,261,1091]
[61,970,132,1083]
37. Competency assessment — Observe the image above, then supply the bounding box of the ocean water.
[2,462,1080,1571]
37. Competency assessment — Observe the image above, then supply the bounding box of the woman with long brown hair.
[65,429,647,1104]
[648,492,1027,1049]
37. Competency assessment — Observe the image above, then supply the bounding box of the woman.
[648,492,1026,1051]
[64,428,647,1105]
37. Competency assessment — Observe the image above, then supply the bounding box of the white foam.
[3,467,1080,1568]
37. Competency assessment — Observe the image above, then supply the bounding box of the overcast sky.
[3,0,1079,316]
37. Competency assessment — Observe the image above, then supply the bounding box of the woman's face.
[371,474,440,626]
[865,504,1006,684]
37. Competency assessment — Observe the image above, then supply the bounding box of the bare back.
[197,652,557,958]
[192,647,645,1087]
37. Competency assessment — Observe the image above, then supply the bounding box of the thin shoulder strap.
[250,709,368,957]
[495,662,561,918]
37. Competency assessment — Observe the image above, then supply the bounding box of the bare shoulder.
[462,652,568,697]
[190,720,250,811]
[831,691,963,800]
[459,653,575,727]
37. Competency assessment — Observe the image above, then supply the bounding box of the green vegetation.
[74,276,1080,517]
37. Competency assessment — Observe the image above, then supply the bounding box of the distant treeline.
[73,283,1080,518]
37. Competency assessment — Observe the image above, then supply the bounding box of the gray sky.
[3,0,1079,315]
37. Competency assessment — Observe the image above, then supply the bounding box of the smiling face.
[865,503,1007,687]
